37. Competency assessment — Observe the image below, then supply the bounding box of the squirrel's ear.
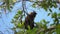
[29,11,37,15]
[33,11,37,14]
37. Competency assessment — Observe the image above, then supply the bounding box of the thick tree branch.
[37,25,56,34]
[43,26,55,33]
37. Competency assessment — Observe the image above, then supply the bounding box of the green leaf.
[42,19,48,25]
[52,12,57,18]
[17,10,22,14]
[43,5,47,11]
[32,3,36,8]
[40,32,44,34]
[49,9,52,12]
[27,25,31,30]
[58,13,60,17]
[48,13,51,16]
[11,19,15,23]
[14,15,19,19]
[53,3,57,8]
[56,24,60,34]
[17,23,24,28]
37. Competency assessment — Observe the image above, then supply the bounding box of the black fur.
[24,11,37,29]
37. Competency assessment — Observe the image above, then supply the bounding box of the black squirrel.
[24,11,37,29]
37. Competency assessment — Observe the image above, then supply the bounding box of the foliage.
[0,0,60,34]
[11,0,60,34]
[12,10,60,34]
[32,0,57,11]
[0,0,17,13]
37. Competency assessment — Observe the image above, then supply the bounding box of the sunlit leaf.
[17,23,24,28]
[17,10,22,14]
[13,0,17,3]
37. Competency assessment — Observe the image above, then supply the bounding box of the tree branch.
[37,25,56,34]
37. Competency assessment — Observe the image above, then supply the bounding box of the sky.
[0,1,60,34]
